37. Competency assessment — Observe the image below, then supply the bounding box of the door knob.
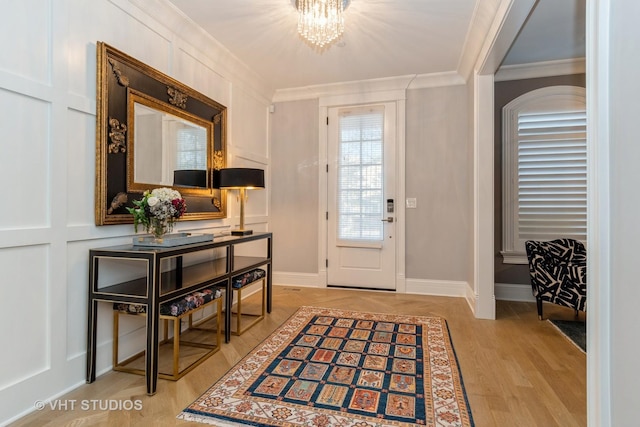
[381,217,394,223]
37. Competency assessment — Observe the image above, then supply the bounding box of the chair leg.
[236,287,242,334]
[173,317,180,379]
[536,298,543,320]
[113,311,120,367]
[229,279,266,336]
[261,278,266,318]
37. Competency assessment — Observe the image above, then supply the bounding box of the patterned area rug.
[178,306,474,427]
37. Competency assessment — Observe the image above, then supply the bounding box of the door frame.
[318,90,407,292]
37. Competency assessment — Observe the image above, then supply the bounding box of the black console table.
[86,232,272,395]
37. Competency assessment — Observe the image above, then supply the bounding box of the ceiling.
[167,0,585,92]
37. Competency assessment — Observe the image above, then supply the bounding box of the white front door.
[327,103,396,290]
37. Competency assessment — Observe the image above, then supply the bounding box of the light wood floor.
[11,286,586,427]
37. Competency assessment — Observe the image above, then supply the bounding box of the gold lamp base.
[231,229,253,236]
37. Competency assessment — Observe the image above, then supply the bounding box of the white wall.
[597,1,640,424]
[0,0,271,424]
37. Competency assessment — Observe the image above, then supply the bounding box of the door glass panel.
[337,107,384,241]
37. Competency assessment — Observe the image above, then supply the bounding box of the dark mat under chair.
[548,319,586,352]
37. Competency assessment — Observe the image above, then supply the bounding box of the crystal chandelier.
[296,0,348,48]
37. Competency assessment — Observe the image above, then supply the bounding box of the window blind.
[517,110,587,241]
[338,109,384,241]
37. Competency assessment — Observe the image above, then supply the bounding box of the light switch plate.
[406,198,417,208]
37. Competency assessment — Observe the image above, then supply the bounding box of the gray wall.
[405,85,471,281]
[270,99,320,273]
[493,74,586,284]
[270,85,472,284]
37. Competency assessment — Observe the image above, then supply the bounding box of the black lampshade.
[215,168,265,189]
[173,169,207,188]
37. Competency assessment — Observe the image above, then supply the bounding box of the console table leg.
[225,281,232,343]
[146,308,159,395]
[266,263,272,313]
[86,298,98,383]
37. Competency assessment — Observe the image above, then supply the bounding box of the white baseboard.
[272,272,473,297]
[404,278,470,297]
[273,272,323,288]
[464,284,478,315]
[495,283,535,302]
[271,274,528,306]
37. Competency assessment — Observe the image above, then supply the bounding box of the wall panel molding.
[0,71,54,101]
[0,245,50,391]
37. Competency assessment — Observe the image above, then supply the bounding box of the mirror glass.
[133,102,208,188]
[126,90,214,196]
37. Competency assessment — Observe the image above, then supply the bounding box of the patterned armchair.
[525,239,587,320]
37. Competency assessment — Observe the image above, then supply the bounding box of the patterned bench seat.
[229,268,267,335]
[113,284,223,381]
[114,286,223,317]
[232,268,266,289]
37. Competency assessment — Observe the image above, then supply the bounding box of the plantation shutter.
[337,107,384,241]
[501,86,587,264]
[517,110,587,241]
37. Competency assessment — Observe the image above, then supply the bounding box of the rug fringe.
[177,411,248,426]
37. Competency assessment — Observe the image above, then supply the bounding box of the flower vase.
[149,218,172,243]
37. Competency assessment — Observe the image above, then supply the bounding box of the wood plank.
[11,286,585,426]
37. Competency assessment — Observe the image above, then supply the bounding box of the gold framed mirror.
[95,42,227,225]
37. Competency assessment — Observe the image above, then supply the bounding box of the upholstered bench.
[113,285,223,381]
[228,268,267,335]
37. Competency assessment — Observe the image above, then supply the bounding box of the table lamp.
[216,168,265,235]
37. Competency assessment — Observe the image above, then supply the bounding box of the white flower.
[129,187,186,234]
[151,187,181,201]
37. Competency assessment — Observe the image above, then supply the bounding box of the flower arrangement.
[127,187,187,239]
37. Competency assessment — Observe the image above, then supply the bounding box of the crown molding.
[272,71,465,103]
[125,0,275,100]
[495,58,586,82]
[408,71,466,89]
[272,75,414,103]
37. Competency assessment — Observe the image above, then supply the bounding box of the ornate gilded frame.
[95,41,227,225]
